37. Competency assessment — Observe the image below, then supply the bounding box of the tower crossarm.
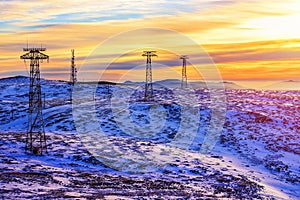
[142,51,157,57]
[20,52,49,61]
[23,47,46,52]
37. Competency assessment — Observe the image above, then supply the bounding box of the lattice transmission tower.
[20,46,49,155]
[142,51,157,101]
[180,55,189,88]
[70,49,77,85]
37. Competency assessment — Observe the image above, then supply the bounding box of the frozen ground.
[0,76,299,199]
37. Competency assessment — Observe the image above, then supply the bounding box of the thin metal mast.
[70,49,77,85]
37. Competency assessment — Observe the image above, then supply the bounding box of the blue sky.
[0,0,219,31]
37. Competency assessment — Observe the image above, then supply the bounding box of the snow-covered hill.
[0,76,299,199]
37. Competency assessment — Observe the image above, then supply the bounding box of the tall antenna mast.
[20,46,49,155]
[180,55,189,89]
[70,49,77,85]
[142,51,157,101]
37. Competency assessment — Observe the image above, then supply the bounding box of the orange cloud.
[0,0,300,81]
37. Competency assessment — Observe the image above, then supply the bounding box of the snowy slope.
[0,76,299,199]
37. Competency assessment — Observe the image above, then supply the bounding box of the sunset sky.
[0,0,300,83]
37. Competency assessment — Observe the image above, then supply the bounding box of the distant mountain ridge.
[262,80,300,91]
[0,75,67,85]
[1,76,298,90]
[0,75,30,84]
[124,79,244,89]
